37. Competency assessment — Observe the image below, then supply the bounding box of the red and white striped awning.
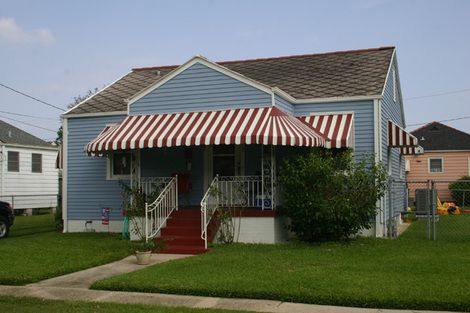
[85,106,328,154]
[388,120,418,147]
[400,146,424,155]
[298,113,354,148]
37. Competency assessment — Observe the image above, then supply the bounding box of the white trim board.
[0,143,58,151]
[63,111,127,119]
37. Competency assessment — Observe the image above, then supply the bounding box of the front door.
[213,145,235,176]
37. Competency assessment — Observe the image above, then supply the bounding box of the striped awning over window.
[400,146,424,155]
[85,106,328,154]
[298,113,354,148]
[388,120,418,147]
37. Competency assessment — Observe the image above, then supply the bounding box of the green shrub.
[449,176,470,205]
[279,149,388,241]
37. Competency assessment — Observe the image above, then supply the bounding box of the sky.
[1,0,469,141]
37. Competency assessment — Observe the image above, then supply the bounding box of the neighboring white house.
[0,119,59,212]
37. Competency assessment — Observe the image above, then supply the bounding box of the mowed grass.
[0,214,131,285]
[93,214,470,312]
[0,296,251,313]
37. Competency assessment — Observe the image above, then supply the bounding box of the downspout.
[373,98,383,237]
[62,117,68,233]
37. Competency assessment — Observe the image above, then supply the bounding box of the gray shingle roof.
[411,122,470,151]
[66,47,395,115]
[0,119,55,148]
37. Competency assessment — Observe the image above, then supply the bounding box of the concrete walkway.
[28,253,192,289]
[0,253,460,313]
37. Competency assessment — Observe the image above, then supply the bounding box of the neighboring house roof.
[411,121,470,151]
[66,46,395,115]
[0,119,55,148]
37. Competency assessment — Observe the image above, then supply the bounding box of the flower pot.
[135,251,152,265]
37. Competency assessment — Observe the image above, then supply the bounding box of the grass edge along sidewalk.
[0,214,131,285]
[0,295,252,313]
[93,216,470,312]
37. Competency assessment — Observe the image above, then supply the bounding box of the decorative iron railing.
[145,176,178,242]
[140,176,173,195]
[200,175,266,248]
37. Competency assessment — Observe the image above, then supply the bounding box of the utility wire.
[0,83,65,111]
[0,110,58,121]
[407,115,470,127]
[0,115,58,132]
[405,88,470,101]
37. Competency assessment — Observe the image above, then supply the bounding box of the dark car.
[0,201,14,239]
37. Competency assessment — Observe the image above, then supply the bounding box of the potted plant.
[120,182,163,265]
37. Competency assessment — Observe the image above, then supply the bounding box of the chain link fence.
[389,179,470,241]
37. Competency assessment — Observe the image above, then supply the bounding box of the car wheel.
[0,217,9,239]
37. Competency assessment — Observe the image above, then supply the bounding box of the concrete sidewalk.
[0,253,461,313]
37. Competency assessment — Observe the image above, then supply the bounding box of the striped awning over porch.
[85,106,328,154]
[298,113,354,148]
[388,120,418,147]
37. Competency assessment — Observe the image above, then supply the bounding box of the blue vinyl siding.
[67,115,126,220]
[130,63,272,115]
[274,95,294,114]
[294,100,375,161]
[381,57,407,219]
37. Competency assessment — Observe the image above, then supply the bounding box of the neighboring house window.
[108,152,131,179]
[32,153,42,173]
[392,68,397,102]
[428,157,444,173]
[7,151,19,172]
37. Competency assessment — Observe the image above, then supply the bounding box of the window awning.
[400,146,424,155]
[85,106,328,154]
[388,120,418,147]
[298,113,354,148]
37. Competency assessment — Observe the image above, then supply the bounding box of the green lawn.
[0,296,250,313]
[93,214,470,312]
[0,214,131,285]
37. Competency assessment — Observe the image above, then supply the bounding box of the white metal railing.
[145,176,178,242]
[200,175,219,249]
[217,176,262,208]
[140,177,173,195]
[200,175,264,248]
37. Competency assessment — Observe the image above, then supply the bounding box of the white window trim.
[428,157,444,174]
[392,68,397,102]
[106,152,132,180]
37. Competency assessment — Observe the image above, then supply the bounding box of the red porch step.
[157,208,218,255]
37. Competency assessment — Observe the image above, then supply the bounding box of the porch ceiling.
[85,106,329,155]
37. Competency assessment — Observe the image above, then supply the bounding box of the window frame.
[7,151,20,172]
[31,153,42,173]
[428,157,444,174]
[106,151,132,180]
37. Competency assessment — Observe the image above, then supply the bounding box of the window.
[392,68,397,102]
[32,153,42,173]
[429,157,443,173]
[7,151,19,172]
[108,152,131,179]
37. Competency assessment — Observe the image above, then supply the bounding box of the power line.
[407,115,470,127]
[0,110,58,121]
[405,88,470,101]
[0,83,65,111]
[0,115,58,133]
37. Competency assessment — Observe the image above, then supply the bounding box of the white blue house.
[61,47,419,253]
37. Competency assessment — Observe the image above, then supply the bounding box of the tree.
[55,88,100,145]
[279,149,388,242]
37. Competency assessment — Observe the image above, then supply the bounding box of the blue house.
[62,47,419,253]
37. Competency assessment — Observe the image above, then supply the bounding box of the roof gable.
[0,119,54,148]
[65,47,395,116]
[411,122,470,151]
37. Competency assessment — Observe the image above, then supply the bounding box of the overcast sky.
[1,0,469,140]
